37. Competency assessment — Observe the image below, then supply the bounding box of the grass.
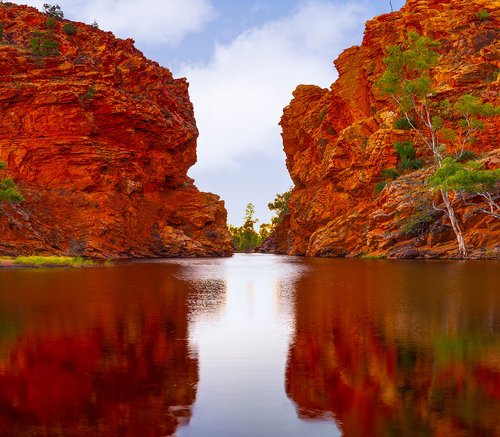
[0,256,95,267]
[360,253,385,259]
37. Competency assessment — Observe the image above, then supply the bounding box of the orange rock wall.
[0,3,232,257]
[276,0,499,259]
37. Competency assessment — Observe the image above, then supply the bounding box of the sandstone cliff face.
[0,4,232,257]
[274,0,499,259]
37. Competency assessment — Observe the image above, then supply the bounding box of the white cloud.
[180,0,375,171]
[21,0,215,45]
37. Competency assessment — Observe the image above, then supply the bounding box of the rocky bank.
[265,0,499,259]
[0,3,232,258]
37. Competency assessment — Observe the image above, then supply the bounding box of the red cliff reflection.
[0,265,199,436]
[285,259,500,436]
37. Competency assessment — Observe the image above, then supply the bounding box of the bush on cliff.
[0,161,23,204]
[30,30,60,58]
[63,22,77,36]
[268,189,292,226]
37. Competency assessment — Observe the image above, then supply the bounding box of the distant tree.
[0,161,23,204]
[268,189,291,226]
[42,3,64,19]
[228,203,262,252]
[377,32,499,258]
[389,0,393,12]
[91,20,99,29]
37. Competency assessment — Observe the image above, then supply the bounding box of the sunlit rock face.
[0,3,232,258]
[271,0,499,259]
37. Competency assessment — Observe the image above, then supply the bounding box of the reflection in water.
[0,256,498,436]
[0,264,199,436]
[177,254,338,436]
[286,259,500,436]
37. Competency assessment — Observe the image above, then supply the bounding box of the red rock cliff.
[274,0,499,259]
[0,3,232,257]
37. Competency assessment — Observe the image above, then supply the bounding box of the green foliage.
[428,158,500,194]
[43,3,64,19]
[45,16,56,29]
[475,9,490,21]
[400,205,437,238]
[30,30,60,58]
[0,23,3,41]
[393,117,414,130]
[63,22,77,36]
[91,20,99,29]
[377,32,440,112]
[318,106,328,122]
[454,94,498,117]
[12,256,93,267]
[80,87,97,101]
[374,181,386,193]
[0,161,23,203]
[393,141,424,172]
[268,189,291,225]
[382,168,400,180]
[454,150,476,163]
[229,203,262,251]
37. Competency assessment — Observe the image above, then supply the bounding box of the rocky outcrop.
[0,3,232,258]
[271,0,499,259]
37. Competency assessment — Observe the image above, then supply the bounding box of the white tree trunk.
[440,190,468,258]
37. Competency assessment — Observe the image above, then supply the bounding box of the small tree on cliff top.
[377,32,499,258]
[43,3,64,19]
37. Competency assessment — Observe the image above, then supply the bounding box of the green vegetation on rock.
[0,161,23,203]
[377,32,499,258]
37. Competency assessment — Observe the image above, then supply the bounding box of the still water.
[0,254,498,436]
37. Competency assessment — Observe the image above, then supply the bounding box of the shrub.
[374,181,386,193]
[394,117,415,130]
[45,16,56,29]
[0,161,23,203]
[381,168,400,180]
[454,150,477,163]
[0,23,3,41]
[80,87,97,101]
[91,20,99,29]
[400,208,437,238]
[475,9,490,21]
[63,22,77,35]
[43,3,64,19]
[399,157,424,171]
[394,141,424,172]
[30,30,60,58]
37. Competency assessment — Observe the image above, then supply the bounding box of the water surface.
[0,255,498,436]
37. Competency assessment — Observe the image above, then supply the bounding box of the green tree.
[429,159,500,219]
[30,30,60,59]
[268,189,291,226]
[228,203,262,252]
[0,161,23,203]
[377,32,499,258]
[42,3,63,19]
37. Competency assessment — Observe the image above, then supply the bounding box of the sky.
[21,0,406,225]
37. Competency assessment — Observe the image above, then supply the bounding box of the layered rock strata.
[271,0,499,259]
[0,3,232,257]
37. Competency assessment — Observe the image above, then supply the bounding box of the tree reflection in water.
[285,259,500,436]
